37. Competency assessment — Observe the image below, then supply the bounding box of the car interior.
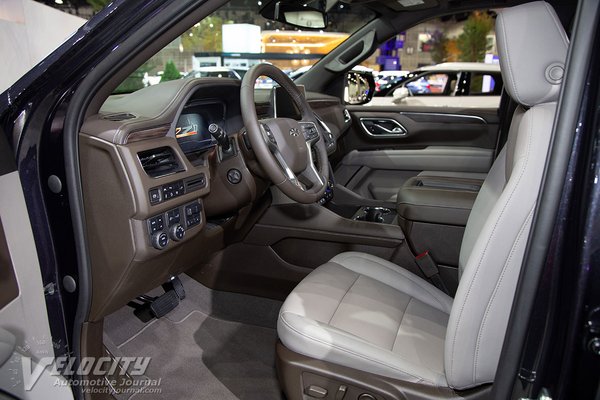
[72,0,577,399]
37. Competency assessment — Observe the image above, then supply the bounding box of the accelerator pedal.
[149,290,179,318]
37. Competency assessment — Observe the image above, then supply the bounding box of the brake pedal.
[163,276,186,300]
[149,290,179,318]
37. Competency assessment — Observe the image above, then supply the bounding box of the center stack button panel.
[146,200,203,250]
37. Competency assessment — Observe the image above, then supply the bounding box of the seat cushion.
[277,252,453,386]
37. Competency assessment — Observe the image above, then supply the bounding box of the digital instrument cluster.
[175,101,225,154]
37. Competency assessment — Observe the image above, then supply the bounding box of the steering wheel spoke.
[298,142,324,190]
[298,121,321,144]
[270,144,304,190]
[259,121,279,149]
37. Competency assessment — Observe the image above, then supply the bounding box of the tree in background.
[113,60,156,94]
[160,61,181,82]
[86,0,110,12]
[456,11,494,62]
[181,16,227,52]
[430,31,448,64]
[444,38,460,62]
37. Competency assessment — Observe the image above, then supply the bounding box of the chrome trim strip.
[400,112,487,124]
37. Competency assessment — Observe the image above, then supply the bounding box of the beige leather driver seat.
[277,1,569,395]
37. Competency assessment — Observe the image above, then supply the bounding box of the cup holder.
[355,207,393,223]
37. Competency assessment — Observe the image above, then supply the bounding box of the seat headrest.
[496,1,569,106]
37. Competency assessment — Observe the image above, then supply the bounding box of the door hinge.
[585,307,600,356]
[518,367,536,383]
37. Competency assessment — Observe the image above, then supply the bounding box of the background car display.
[368,62,503,107]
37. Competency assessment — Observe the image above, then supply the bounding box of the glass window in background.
[115,0,375,94]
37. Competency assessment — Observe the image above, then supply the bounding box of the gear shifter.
[208,123,231,152]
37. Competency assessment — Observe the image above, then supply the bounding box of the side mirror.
[260,1,327,29]
[344,71,375,105]
[392,87,410,103]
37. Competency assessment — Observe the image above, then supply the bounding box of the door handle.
[359,118,407,137]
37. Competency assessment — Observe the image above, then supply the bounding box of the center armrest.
[397,175,484,226]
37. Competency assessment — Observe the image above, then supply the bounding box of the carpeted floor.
[104,275,285,400]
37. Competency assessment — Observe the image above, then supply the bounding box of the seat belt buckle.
[415,251,450,295]
[415,251,438,278]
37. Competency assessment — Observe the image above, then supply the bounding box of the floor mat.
[104,274,286,400]
[112,311,283,400]
[104,274,282,347]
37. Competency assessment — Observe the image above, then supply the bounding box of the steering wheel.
[240,63,329,204]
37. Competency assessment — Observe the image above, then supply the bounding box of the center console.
[325,169,485,270]
[352,206,397,224]
[395,172,484,267]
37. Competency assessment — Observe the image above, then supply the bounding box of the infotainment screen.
[175,102,223,154]
[273,85,306,120]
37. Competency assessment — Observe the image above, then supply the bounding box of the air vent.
[138,147,183,178]
[103,112,136,121]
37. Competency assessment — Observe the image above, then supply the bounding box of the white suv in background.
[368,62,502,108]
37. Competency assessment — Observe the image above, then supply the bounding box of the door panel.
[0,172,72,399]
[344,106,499,150]
[337,147,492,202]
[334,105,499,202]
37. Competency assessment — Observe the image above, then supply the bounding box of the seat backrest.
[444,1,569,389]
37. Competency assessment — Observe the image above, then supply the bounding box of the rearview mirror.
[344,71,375,105]
[392,87,410,103]
[260,1,327,30]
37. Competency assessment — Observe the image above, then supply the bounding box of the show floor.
[103,274,285,400]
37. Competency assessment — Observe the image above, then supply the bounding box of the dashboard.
[78,77,350,321]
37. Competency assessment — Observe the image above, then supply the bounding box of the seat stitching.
[448,108,533,384]
[332,255,449,311]
[328,274,360,325]
[544,2,569,47]
[332,255,451,313]
[473,208,533,379]
[391,297,412,352]
[498,13,521,104]
[280,312,441,384]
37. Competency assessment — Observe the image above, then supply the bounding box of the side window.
[367,9,502,108]
[468,72,503,95]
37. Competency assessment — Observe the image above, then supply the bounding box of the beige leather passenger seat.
[276,2,569,398]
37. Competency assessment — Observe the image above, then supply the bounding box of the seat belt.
[415,251,450,295]
[494,89,519,159]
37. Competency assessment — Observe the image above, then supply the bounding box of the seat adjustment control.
[335,385,347,400]
[151,231,169,250]
[305,385,327,398]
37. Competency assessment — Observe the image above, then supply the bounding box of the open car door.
[0,134,71,399]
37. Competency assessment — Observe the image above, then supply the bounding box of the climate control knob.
[169,224,185,241]
[151,232,169,250]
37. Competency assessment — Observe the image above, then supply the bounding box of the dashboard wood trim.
[125,124,170,143]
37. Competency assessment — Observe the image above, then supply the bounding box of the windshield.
[114,0,375,94]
